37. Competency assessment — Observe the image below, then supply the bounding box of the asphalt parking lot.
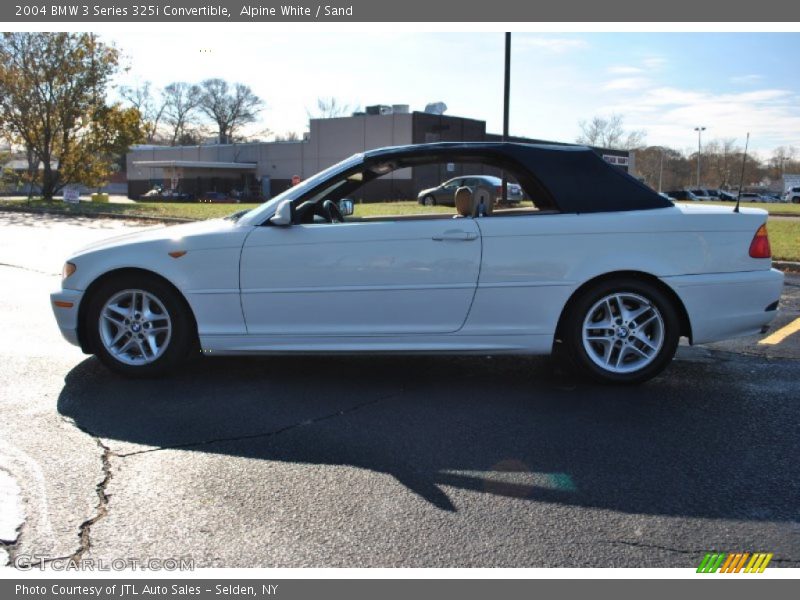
[0,213,798,568]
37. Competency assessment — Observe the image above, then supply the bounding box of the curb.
[774,261,800,273]
[0,206,194,224]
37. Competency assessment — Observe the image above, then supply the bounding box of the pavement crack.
[602,539,798,564]
[0,261,57,276]
[602,539,704,555]
[58,415,115,563]
[118,392,398,458]
[69,437,112,562]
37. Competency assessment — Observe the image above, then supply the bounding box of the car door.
[239,218,482,336]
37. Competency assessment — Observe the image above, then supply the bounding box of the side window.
[297,159,545,224]
[443,178,460,190]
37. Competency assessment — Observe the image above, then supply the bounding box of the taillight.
[749,224,771,259]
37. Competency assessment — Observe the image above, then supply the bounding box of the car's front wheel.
[422,195,436,207]
[560,278,680,384]
[85,274,196,377]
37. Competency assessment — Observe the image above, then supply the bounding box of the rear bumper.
[663,268,784,345]
[50,288,84,347]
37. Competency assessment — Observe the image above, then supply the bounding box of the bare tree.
[308,97,355,119]
[768,145,800,180]
[162,82,202,146]
[702,138,739,189]
[577,114,646,150]
[198,78,264,144]
[274,131,300,142]
[119,81,166,143]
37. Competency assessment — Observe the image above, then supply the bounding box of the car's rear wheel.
[85,274,195,377]
[423,195,436,207]
[560,278,680,384]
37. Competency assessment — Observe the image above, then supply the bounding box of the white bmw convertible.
[51,143,783,383]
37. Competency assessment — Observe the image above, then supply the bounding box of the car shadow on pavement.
[57,353,800,520]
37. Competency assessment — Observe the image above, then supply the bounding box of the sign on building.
[603,154,629,167]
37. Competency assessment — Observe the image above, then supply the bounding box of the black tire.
[84,273,196,377]
[560,277,680,384]
[792,197,800,204]
[423,195,436,207]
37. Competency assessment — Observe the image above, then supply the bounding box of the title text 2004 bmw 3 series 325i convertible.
[51,143,783,384]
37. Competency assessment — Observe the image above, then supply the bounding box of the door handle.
[432,230,478,242]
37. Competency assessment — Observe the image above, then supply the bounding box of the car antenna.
[734,132,750,214]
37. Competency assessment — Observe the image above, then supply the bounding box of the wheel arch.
[77,267,199,353]
[554,270,693,345]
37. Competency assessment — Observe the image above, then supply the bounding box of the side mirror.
[269,199,293,226]
[338,199,354,216]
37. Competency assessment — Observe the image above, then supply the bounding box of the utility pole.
[501,32,510,204]
[694,126,706,187]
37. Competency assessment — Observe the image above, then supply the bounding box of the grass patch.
[700,200,800,215]
[353,200,452,217]
[767,220,800,262]
[2,198,798,261]
[0,198,261,220]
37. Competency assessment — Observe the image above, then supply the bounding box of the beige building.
[126,111,630,201]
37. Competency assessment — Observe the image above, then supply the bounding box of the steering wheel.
[321,199,345,223]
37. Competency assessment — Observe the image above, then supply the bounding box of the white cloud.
[608,65,645,75]
[730,74,764,85]
[600,84,800,150]
[602,77,652,91]
[642,56,668,69]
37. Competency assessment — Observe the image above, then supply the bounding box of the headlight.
[62,262,76,281]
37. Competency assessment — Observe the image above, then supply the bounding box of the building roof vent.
[424,102,448,115]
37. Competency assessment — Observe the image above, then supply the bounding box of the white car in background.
[51,143,783,384]
[784,186,800,204]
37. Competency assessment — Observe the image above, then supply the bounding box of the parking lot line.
[759,316,800,345]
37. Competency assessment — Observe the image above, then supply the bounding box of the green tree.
[0,32,142,199]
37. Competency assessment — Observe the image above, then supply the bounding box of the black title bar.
[4,0,800,22]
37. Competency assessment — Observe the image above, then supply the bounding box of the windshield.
[237,153,364,226]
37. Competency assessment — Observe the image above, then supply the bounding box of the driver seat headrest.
[454,186,475,217]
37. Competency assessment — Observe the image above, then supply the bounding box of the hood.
[70,218,246,258]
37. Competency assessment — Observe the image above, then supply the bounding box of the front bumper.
[50,288,84,347]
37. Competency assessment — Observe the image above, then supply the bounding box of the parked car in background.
[198,191,239,204]
[50,142,783,384]
[658,192,675,201]
[784,186,800,204]
[718,191,737,202]
[418,175,524,207]
[139,187,162,199]
[689,189,712,201]
[666,190,703,201]
[739,192,768,203]
[703,189,721,199]
[139,187,192,202]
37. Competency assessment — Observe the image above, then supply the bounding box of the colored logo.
[697,552,773,573]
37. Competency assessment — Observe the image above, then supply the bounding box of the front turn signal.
[62,262,76,280]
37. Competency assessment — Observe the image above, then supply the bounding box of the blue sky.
[104,31,800,156]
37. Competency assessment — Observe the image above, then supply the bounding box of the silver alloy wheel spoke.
[99,289,172,366]
[582,292,665,374]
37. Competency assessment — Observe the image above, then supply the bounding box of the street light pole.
[694,126,706,187]
[502,32,511,204]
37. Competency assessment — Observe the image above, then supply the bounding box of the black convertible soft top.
[362,142,671,214]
